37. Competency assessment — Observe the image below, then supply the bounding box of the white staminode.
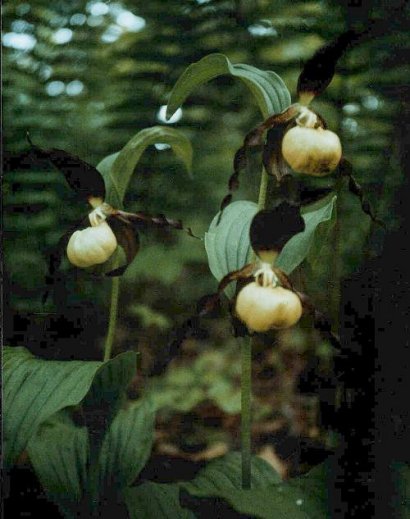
[89,205,108,227]
[253,262,279,288]
[295,106,318,129]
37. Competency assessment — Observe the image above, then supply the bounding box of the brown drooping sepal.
[297,30,360,100]
[297,17,399,101]
[28,143,106,201]
[250,201,305,258]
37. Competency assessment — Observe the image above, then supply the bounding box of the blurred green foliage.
[148,346,242,414]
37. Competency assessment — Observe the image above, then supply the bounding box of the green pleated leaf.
[3,346,101,468]
[123,483,195,519]
[123,456,267,519]
[25,351,140,515]
[123,454,329,519]
[4,347,138,469]
[276,195,337,274]
[28,352,143,517]
[204,200,258,297]
[82,351,139,506]
[182,453,280,493]
[167,53,291,120]
[27,411,89,518]
[181,453,329,519]
[96,127,193,208]
[82,351,138,421]
[98,398,155,491]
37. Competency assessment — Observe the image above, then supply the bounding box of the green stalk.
[241,336,252,489]
[330,176,343,330]
[240,167,270,489]
[103,276,120,361]
[257,169,269,209]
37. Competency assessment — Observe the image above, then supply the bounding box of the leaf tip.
[165,104,176,122]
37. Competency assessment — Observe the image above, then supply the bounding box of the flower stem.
[103,276,120,361]
[240,167,269,489]
[241,336,252,489]
[257,169,269,210]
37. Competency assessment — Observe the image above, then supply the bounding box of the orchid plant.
[4,27,383,518]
